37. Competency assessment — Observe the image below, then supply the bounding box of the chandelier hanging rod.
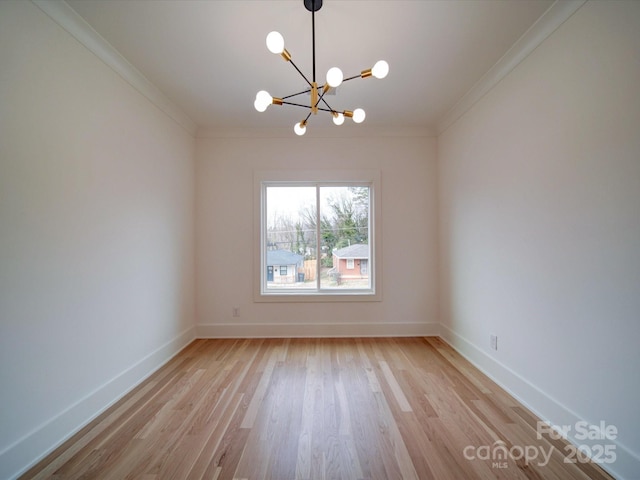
[311,0,316,83]
[254,0,389,135]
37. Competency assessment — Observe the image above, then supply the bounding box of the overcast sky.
[266,185,362,225]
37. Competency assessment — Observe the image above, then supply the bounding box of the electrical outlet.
[232,307,240,317]
[490,334,498,351]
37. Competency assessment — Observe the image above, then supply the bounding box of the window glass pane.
[319,186,370,290]
[265,186,317,290]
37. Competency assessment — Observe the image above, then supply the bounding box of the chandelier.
[253,0,389,135]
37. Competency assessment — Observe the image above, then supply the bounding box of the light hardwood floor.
[22,337,615,479]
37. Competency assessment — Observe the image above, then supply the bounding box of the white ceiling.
[64,0,556,133]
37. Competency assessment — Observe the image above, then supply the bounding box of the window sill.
[254,291,382,303]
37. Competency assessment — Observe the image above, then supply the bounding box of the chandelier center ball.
[303,0,323,12]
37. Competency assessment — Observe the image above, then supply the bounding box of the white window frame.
[254,169,382,302]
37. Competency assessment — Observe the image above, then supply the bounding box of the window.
[254,170,381,302]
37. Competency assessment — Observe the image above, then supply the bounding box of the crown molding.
[196,125,436,139]
[436,0,587,135]
[31,0,198,136]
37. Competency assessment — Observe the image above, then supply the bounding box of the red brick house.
[331,244,369,280]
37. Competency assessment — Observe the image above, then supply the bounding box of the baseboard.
[439,324,639,480]
[2,326,196,480]
[196,321,439,338]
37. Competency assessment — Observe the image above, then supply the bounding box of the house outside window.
[266,250,302,285]
[332,244,369,284]
[254,170,381,302]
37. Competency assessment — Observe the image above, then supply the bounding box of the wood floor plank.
[379,360,413,413]
[21,338,616,480]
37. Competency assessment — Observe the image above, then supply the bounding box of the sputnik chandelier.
[253,0,389,135]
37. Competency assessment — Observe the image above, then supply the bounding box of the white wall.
[196,130,438,338]
[438,1,640,478]
[3,0,638,478]
[0,2,195,478]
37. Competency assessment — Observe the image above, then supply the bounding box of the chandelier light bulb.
[326,67,343,88]
[254,90,272,112]
[372,60,389,79]
[266,31,285,54]
[332,112,345,126]
[294,121,307,136]
[353,108,366,123]
[256,90,272,105]
[254,98,268,112]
